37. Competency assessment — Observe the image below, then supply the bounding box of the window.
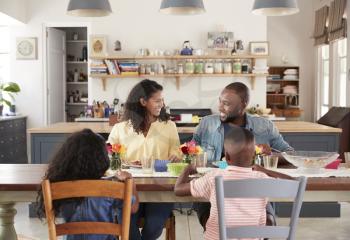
[317,38,348,119]
[0,26,10,84]
[319,45,330,117]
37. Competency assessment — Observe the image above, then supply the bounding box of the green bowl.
[167,163,188,176]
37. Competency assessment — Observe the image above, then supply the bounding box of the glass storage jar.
[223,60,232,74]
[185,59,194,74]
[233,59,242,74]
[205,60,214,74]
[194,60,204,74]
[214,60,223,74]
[177,63,184,74]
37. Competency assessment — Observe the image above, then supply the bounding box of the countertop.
[0,115,26,122]
[27,121,341,134]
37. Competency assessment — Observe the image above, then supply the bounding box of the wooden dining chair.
[42,179,133,240]
[215,176,307,240]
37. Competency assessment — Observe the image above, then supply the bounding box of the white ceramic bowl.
[282,151,339,173]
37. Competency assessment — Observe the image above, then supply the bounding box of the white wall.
[267,0,315,121]
[0,0,27,24]
[9,0,267,128]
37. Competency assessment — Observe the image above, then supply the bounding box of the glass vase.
[182,154,195,164]
[110,154,121,170]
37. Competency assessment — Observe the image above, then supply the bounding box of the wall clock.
[16,37,37,60]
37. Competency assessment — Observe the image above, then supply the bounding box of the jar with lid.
[214,60,223,74]
[145,64,152,74]
[205,60,214,74]
[139,64,146,74]
[185,59,194,74]
[177,63,184,74]
[233,59,242,74]
[241,60,250,73]
[194,60,204,74]
[223,60,232,74]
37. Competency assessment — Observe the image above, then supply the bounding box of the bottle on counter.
[74,69,79,82]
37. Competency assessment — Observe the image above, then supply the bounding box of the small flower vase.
[110,154,121,170]
[183,154,195,164]
[254,155,262,165]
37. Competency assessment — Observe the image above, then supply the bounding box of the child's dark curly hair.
[36,128,109,219]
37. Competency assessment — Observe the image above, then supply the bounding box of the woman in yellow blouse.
[108,79,180,240]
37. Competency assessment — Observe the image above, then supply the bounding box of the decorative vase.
[110,154,121,170]
[182,154,195,164]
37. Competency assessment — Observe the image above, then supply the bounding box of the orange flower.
[111,144,126,154]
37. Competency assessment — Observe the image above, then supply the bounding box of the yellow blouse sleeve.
[107,124,120,144]
[168,121,181,158]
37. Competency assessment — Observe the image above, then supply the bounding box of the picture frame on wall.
[208,32,234,49]
[249,41,269,55]
[90,35,107,57]
[16,37,38,60]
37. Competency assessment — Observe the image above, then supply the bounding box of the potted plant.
[0,82,21,116]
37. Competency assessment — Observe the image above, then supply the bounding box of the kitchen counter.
[27,121,341,134]
[0,115,26,121]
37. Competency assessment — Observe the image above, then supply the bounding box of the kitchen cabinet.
[0,116,27,163]
[89,55,268,90]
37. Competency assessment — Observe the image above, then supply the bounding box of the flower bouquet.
[107,143,126,170]
[180,140,203,164]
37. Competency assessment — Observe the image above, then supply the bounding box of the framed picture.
[249,41,269,55]
[208,32,234,49]
[16,37,37,60]
[90,35,107,57]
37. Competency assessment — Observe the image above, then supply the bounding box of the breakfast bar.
[28,121,342,164]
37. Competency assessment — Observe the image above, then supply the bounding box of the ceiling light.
[67,0,112,17]
[160,0,206,15]
[252,0,299,16]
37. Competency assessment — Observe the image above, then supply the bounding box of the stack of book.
[267,74,281,80]
[104,59,120,75]
[90,60,108,74]
[118,62,139,76]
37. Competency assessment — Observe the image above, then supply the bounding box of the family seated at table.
[36,80,294,240]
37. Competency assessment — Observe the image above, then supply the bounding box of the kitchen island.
[28,121,341,164]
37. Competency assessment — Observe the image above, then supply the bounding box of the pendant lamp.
[67,0,112,17]
[252,0,299,16]
[160,0,206,15]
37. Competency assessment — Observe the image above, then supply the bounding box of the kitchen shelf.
[66,102,87,106]
[67,61,88,64]
[267,79,299,81]
[66,40,88,43]
[67,82,88,85]
[267,93,299,96]
[90,73,268,91]
[90,54,268,60]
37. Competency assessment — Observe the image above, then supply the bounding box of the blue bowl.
[154,160,170,172]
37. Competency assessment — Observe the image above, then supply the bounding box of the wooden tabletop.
[27,121,341,134]
[1,164,349,192]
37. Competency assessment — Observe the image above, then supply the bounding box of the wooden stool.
[138,214,176,240]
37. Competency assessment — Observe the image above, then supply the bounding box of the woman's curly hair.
[123,79,169,134]
[36,128,109,219]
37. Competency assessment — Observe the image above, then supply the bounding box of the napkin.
[325,159,341,169]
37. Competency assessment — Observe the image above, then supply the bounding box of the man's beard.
[220,110,241,123]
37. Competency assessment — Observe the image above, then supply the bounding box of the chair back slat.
[227,226,290,239]
[215,176,307,240]
[223,178,300,199]
[50,180,125,200]
[42,179,133,240]
[56,222,121,236]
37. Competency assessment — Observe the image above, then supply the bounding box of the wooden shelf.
[267,79,299,82]
[267,93,299,96]
[90,73,268,91]
[90,54,268,60]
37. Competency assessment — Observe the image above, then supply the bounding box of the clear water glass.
[141,156,154,174]
[263,155,279,169]
[195,152,207,167]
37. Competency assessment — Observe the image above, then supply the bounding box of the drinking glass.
[263,155,279,169]
[345,152,350,168]
[195,152,208,168]
[141,155,154,174]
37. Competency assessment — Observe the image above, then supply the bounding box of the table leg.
[0,202,17,240]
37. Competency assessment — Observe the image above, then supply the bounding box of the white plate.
[196,167,214,174]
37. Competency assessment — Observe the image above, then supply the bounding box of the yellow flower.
[255,145,262,155]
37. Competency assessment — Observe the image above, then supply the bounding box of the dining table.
[1,164,350,239]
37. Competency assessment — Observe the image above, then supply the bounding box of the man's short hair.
[224,82,250,104]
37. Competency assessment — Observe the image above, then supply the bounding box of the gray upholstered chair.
[215,176,307,240]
